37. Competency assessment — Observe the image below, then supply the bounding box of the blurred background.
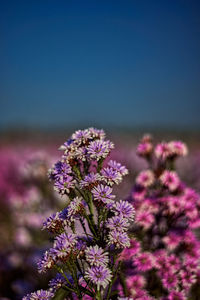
[0,0,200,298]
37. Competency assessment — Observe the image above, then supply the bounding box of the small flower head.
[160,170,180,191]
[137,141,153,157]
[87,140,114,161]
[155,142,171,160]
[133,252,154,272]
[37,250,55,273]
[106,215,129,232]
[108,230,130,249]
[92,184,115,204]
[48,273,67,292]
[85,265,112,289]
[126,274,146,290]
[107,160,128,176]
[136,170,155,188]
[113,200,135,221]
[54,174,76,195]
[168,141,188,157]
[80,172,101,189]
[101,167,122,186]
[67,197,85,218]
[23,290,54,300]
[85,245,109,266]
[167,290,186,300]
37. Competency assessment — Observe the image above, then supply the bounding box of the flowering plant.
[23,128,134,300]
[120,135,200,299]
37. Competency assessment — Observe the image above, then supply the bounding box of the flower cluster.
[119,135,200,299]
[23,128,133,300]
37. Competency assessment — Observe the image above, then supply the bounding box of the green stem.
[96,289,102,300]
[54,265,74,292]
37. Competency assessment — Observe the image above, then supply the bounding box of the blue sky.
[1,0,200,129]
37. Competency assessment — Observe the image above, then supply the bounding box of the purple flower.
[113,200,135,221]
[85,265,112,289]
[91,184,115,204]
[23,289,54,300]
[85,245,109,266]
[108,230,130,249]
[107,160,128,176]
[87,127,105,140]
[106,215,129,232]
[54,174,76,195]
[48,273,67,292]
[53,233,77,261]
[87,140,114,161]
[37,250,55,273]
[67,197,85,218]
[80,172,101,189]
[72,129,91,142]
[101,167,122,186]
[42,211,67,233]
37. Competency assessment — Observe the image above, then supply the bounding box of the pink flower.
[168,141,188,157]
[167,290,186,300]
[136,170,155,188]
[155,142,171,160]
[163,232,182,250]
[159,171,180,191]
[133,252,154,271]
[137,141,153,157]
[161,272,179,290]
[126,274,146,290]
[135,210,154,230]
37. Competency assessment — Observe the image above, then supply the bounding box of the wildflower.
[101,167,122,186]
[113,200,135,221]
[168,141,188,157]
[106,215,129,232]
[107,160,128,176]
[137,135,153,157]
[42,211,67,233]
[159,170,180,191]
[85,265,112,289]
[126,274,146,290]
[48,273,67,292]
[37,250,55,273]
[135,210,154,230]
[72,129,91,143]
[167,290,186,300]
[155,142,171,160]
[136,170,155,188]
[85,245,109,266]
[23,290,54,300]
[133,252,154,272]
[162,232,182,250]
[67,197,85,218]
[91,184,115,204]
[54,174,76,194]
[80,173,101,189]
[161,272,179,290]
[87,140,114,161]
[108,230,130,249]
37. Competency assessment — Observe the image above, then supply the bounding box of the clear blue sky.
[1,0,200,129]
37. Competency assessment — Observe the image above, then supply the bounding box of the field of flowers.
[0,129,200,300]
